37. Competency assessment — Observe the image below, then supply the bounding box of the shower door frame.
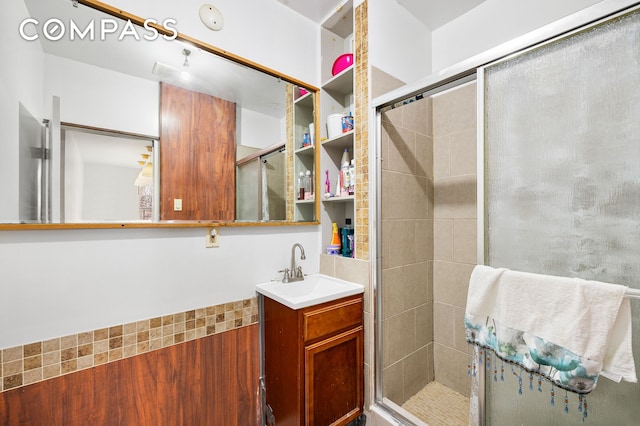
[371,0,640,424]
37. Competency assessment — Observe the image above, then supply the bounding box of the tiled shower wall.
[432,82,477,397]
[380,81,477,403]
[380,97,435,404]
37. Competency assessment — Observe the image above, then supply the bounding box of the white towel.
[466,265,636,383]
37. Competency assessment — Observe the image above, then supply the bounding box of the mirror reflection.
[4,0,316,226]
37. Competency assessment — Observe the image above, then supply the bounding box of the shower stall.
[373,2,640,425]
[236,145,287,221]
[375,79,478,426]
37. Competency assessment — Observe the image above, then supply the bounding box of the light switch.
[174,198,182,211]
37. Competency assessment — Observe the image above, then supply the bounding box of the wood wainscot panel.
[0,325,259,426]
[160,83,236,221]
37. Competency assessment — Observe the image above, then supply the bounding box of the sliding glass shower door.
[483,6,640,424]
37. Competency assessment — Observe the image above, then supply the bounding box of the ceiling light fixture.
[181,49,191,81]
[199,4,224,31]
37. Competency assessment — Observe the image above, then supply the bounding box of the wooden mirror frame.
[1,0,320,230]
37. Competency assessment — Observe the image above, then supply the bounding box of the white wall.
[44,54,159,136]
[368,0,431,85]
[0,226,320,348]
[239,108,285,150]
[104,0,319,86]
[81,164,140,221]
[0,1,44,222]
[431,0,601,72]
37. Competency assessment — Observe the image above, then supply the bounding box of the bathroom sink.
[256,274,364,310]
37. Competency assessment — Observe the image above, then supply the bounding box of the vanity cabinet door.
[304,326,364,426]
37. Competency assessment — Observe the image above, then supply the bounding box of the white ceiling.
[276,0,486,29]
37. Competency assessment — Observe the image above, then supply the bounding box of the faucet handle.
[278,268,290,282]
[295,266,304,278]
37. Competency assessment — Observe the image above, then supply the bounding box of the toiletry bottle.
[340,148,350,196]
[298,171,305,200]
[341,218,354,257]
[348,159,355,195]
[331,222,341,248]
[325,169,331,196]
[305,170,313,200]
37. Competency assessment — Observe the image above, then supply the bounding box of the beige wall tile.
[381,267,403,320]
[78,332,93,346]
[433,135,450,179]
[384,220,417,268]
[42,338,60,353]
[432,82,477,138]
[433,302,454,347]
[401,262,430,311]
[381,107,403,127]
[3,346,23,363]
[433,261,474,308]
[433,343,472,397]
[453,306,473,355]
[453,219,478,264]
[415,134,433,179]
[4,360,22,376]
[382,361,404,404]
[123,322,136,336]
[415,219,434,262]
[334,256,370,287]
[43,364,61,380]
[23,368,42,386]
[43,351,60,366]
[383,311,415,367]
[381,171,431,220]
[319,253,336,275]
[449,129,477,177]
[415,302,434,347]
[404,346,433,399]
[434,219,454,261]
[383,123,416,175]
[433,175,477,219]
[403,97,432,136]
[77,355,93,371]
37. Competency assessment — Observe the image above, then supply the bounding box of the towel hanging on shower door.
[464,265,636,396]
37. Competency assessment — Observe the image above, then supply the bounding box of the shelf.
[321,0,353,38]
[323,195,355,203]
[322,66,354,97]
[296,199,316,204]
[295,144,315,156]
[321,130,354,151]
[294,91,314,107]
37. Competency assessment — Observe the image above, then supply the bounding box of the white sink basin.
[256,273,364,310]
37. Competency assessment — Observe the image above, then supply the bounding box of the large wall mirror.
[1,0,319,229]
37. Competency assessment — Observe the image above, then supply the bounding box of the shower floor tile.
[401,381,469,426]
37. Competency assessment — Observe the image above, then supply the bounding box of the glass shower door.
[483,6,640,425]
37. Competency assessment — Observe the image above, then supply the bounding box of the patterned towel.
[465,265,636,394]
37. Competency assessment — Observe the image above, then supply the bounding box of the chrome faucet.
[280,243,306,282]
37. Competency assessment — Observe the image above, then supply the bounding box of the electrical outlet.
[174,198,182,211]
[206,227,219,248]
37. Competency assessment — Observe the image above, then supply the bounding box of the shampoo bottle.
[340,148,350,196]
[348,159,355,195]
[298,172,305,200]
[331,222,341,247]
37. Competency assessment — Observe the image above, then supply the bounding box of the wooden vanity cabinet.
[263,294,364,426]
